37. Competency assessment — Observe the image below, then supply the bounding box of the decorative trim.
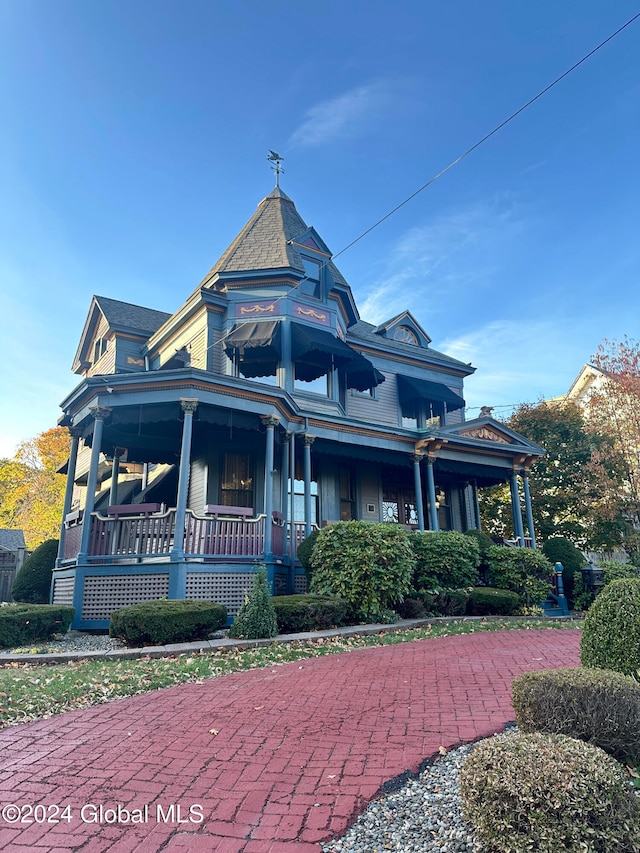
[179,398,199,415]
[296,306,327,322]
[458,425,512,444]
[239,303,277,315]
[260,415,280,429]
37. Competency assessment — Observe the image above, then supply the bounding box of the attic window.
[93,338,108,363]
[393,326,418,345]
[300,256,322,299]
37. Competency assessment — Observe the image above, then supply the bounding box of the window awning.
[291,321,384,389]
[397,374,465,414]
[223,321,281,378]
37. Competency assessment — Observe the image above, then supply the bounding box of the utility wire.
[183,12,639,358]
[332,11,640,261]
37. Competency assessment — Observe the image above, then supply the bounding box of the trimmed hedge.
[512,667,640,764]
[296,529,321,580]
[411,530,479,590]
[0,604,75,648]
[109,599,227,646]
[486,545,553,606]
[581,578,640,679]
[420,588,470,616]
[271,595,348,633]
[466,586,521,616]
[310,522,414,622]
[11,539,58,604]
[459,731,640,853]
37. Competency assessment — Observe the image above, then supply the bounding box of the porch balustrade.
[60,508,292,563]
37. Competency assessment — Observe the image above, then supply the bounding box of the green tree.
[481,401,625,551]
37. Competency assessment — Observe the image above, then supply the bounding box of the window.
[93,338,108,363]
[294,369,329,396]
[340,467,356,521]
[300,256,322,299]
[220,453,253,507]
[401,415,418,429]
[288,478,318,523]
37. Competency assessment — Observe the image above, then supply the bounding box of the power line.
[332,12,640,261]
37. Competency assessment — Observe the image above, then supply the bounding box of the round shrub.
[466,586,521,616]
[229,565,278,639]
[512,667,640,764]
[0,604,75,647]
[109,598,227,646]
[599,560,640,586]
[410,530,479,590]
[486,545,553,606]
[310,521,414,622]
[542,537,586,608]
[11,539,58,604]
[581,578,640,679]
[459,731,640,853]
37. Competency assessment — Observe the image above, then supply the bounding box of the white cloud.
[289,81,396,147]
[441,320,583,417]
[358,196,526,325]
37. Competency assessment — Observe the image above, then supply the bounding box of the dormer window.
[393,325,418,345]
[300,256,322,299]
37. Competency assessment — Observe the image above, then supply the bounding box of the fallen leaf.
[209,729,219,736]
[438,746,447,756]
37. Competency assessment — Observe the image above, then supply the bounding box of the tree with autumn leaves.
[0,427,70,550]
[482,337,640,560]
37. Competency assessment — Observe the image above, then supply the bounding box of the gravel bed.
[0,631,127,655]
[322,741,483,853]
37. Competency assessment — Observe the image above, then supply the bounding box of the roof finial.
[267,150,285,188]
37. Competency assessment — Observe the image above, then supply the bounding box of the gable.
[443,417,546,455]
[374,311,432,347]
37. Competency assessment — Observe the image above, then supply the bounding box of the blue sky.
[1,1,638,458]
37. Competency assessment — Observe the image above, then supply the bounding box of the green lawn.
[0,618,581,729]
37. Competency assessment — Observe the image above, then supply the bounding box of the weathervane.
[267,150,285,187]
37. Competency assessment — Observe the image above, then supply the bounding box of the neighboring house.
[53,184,545,629]
[0,530,27,602]
[565,364,608,412]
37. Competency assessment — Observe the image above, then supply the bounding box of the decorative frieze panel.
[458,425,513,444]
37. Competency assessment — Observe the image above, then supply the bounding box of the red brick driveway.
[0,628,581,852]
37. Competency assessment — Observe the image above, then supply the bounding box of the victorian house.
[53,183,544,629]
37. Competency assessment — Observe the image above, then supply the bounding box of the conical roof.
[198,187,347,288]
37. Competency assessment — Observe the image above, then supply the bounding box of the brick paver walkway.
[0,628,581,852]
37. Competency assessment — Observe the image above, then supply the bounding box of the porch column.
[261,415,279,559]
[108,449,121,507]
[289,431,296,561]
[281,433,290,527]
[411,454,425,531]
[170,399,199,563]
[472,480,482,531]
[426,455,439,531]
[303,434,315,539]
[510,467,526,545]
[56,426,82,568]
[522,468,537,548]
[78,407,110,563]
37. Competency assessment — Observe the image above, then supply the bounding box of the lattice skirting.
[185,572,255,616]
[82,573,170,621]
[52,576,75,607]
[294,573,308,594]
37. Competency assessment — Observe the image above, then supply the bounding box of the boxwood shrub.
[310,521,414,622]
[0,604,75,648]
[420,588,470,616]
[271,594,348,633]
[512,667,640,764]
[466,586,521,616]
[581,578,640,679]
[410,530,479,590]
[459,731,640,853]
[109,598,227,646]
